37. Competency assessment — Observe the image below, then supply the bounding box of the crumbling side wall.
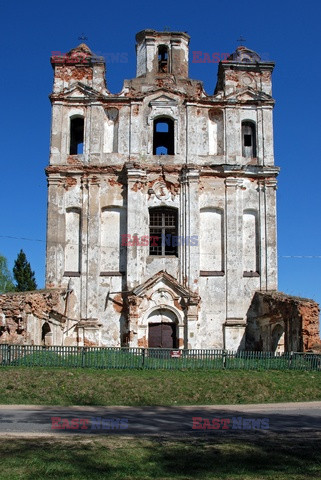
[246,291,320,352]
[0,289,66,345]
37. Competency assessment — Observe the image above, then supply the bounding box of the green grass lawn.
[0,368,320,405]
[0,433,320,479]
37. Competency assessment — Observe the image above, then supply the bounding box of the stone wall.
[246,291,320,352]
[0,289,66,345]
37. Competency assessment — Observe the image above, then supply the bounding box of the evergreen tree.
[13,249,37,292]
[0,254,15,294]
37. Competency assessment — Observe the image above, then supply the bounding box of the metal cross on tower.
[78,33,88,42]
[237,35,246,45]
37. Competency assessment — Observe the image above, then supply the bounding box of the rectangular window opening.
[244,134,252,147]
[149,208,178,256]
[70,118,84,155]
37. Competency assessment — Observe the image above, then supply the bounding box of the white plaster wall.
[46,33,277,350]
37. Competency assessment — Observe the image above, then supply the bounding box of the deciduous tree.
[0,254,15,294]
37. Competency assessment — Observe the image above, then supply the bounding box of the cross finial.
[78,33,88,42]
[237,35,246,46]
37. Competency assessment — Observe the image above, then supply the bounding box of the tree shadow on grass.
[148,432,321,479]
[0,432,321,479]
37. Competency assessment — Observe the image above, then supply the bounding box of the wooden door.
[148,323,177,348]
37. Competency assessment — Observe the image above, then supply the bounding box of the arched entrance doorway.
[148,309,178,348]
[271,324,285,353]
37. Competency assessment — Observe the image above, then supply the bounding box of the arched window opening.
[243,209,259,274]
[149,207,178,256]
[70,117,84,155]
[158,45,169,73]
[242,121,256,158]
[101,206,126,273]
[271,324,285,354]
[41,322,51,344]
[153,117,174,155]
[65,207,81,274]
[200,208,224,273]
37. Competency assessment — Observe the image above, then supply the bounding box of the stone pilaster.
[265,178,278,290]
[126,165,147,289]
[46,174,65,287]
[224,177,246,349]
[86,177,100,318]
[80,176,89,320]
[180,167,200,292]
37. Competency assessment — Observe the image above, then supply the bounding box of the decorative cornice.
[225,178,239,188]
[180,166,200,183]
[47,174,63,186]
[126,164,147,181]
[265,179,278,189]
[202,164,279,179]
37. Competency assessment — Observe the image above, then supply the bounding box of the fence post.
[8,344,11,366]
[222,350,227,369]
[82,347,86,368]
[289,351,293,369]
[142,348,145,369]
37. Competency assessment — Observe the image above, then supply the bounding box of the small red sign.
[170,350,182,358]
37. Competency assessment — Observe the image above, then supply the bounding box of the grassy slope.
[0,367,320,405]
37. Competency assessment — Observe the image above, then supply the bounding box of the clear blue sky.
[1,0,320,307]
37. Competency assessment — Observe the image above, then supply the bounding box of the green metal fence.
[0,344,320,371]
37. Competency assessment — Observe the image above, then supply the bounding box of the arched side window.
[104,108,119,154]
[153,117,174,155]
[242,121,256,158]
[65,207,81,274]
[243,209,259,275]
[208,109,224,155]
[101,206,126,273]
[200,208,224,274]
[271,324,285,354]
[70,117,84,155]
[158,45,169,73]
[149,207,178,256]
[42,322,51,345]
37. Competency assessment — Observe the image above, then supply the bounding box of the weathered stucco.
[42,30,282,350]
[32,29,317,350]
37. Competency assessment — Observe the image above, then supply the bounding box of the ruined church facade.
[46,30,279,350]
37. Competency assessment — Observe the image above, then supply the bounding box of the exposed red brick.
[246,291,320,352]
